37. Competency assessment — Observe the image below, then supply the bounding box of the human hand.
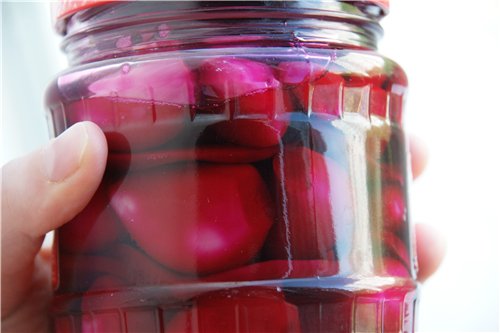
[0,124,445,332]
[1,122,108,332]
[409,136,447,282]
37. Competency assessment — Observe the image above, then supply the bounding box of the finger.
[0,255,53,332]
[415,223,447,282]
[409,134,429,179]
[1,121,107,317]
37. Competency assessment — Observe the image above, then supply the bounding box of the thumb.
[1,121,107,317]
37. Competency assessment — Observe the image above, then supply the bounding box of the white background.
[1,1,499,331]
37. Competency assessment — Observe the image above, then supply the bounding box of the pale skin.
[0,121,446,332]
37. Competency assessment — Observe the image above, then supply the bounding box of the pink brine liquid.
[47,48,416,332]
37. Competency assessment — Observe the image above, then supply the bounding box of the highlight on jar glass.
[46,1,418,332]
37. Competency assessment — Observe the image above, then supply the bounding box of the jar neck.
[61,1,385,65]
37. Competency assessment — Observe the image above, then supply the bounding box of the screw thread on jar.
[60,1,385,65]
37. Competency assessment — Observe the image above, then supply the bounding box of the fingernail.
[44,123,89,182]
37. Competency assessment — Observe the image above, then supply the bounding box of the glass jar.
[46,1,417,332]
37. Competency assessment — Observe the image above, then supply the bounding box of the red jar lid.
[52,0,114,20]
[53,0,389,21]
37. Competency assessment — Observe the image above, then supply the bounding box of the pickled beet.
[110,163,274,274]
[276,61,321,85]
[165,288,301,333]
[59,184,122,254]
[199,57,280,99]
[369,86,389,118]
[107,244,189,286]
[81,275,128,333]
[58,254,121,292]
[210,117,288,148]
[89,59,195,106]
[82,275,127,308]
[310,70,345,117]
[67,60,195,152]
[265,146,344,260]
[107,145,279,171]
[66,97,190,152]
[203,259,339,282]
[198,57,288,147]
[383,184,407,231]
[383,231,411,270]
[277,61,343,116]
[290,290,353,333]
[382,257,410,278]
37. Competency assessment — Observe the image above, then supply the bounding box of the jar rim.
[52,0,389,33]
[60,2,384,65]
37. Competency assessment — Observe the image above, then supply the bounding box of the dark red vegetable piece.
[369,86,388,118]
[81,275,127,333]
[277,61,320,86]
[203,259,339,282]
[343,70,388,88]
[383,231,411,270]
[58,254,121,292]
[107,145,279,171]
[382,184,406,231]
[66,59,195,152]
[66,97,189,153]
[276,61,344,117]
[198,57,288,147]
[311,70,344,117]
[291,290,353,333]
[81,274,177,332]
[381,257,411,278]
[107,244,191,286]
[210,117,288,148]
[110,163,274,275]
[355,286,416,333]
[59,183,122,254]
[381,163,405,185]
[199,57,280,99]
[89,59,195,106]
[265,146,349,260]
[165,287,301,332]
